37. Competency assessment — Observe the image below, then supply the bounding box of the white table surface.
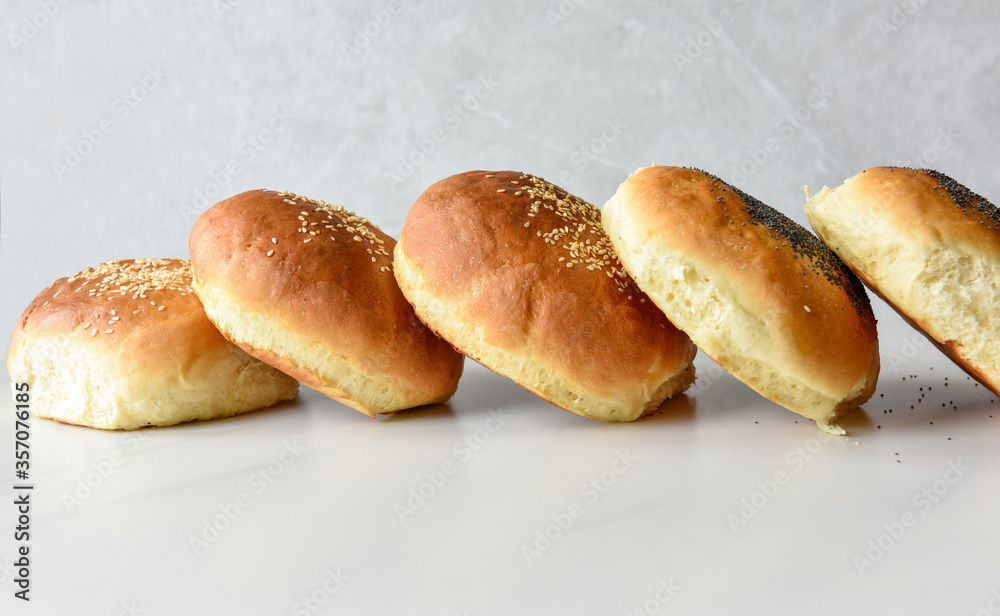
[2,2,999,614]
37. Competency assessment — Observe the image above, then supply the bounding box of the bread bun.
[603,166,879,434]
[6,258,298,430]
[189,189,464,416]
[393,170,697,422]
[806,166,1000,395]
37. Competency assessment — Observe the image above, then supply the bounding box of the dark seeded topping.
[911,168,1000,232]
[693,168,870,318]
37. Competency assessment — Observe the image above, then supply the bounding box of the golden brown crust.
[189,189,464,411]
[7,259,235,378]
[396,170,696,416]
[615,166,879,396]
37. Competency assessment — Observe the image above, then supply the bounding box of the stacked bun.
[7,259,298,430]
[393,170,697,422]
[805,166,1000,395]
[603,166,880,434]
[189,189,464,416]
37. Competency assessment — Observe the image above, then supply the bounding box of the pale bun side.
[805,166,1000,394]
[604,166,879,434]
[189,189,464,416]
[394,170,697,422]
[6,259,298,430]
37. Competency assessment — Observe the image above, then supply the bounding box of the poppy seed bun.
[805,166,1000,395]
[6,259,298,430]
[189,189,464,416]
[603,166,879,434]
[393,170,697,422]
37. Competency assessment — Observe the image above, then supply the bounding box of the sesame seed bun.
[805,166,1000,395]
[603,166,879,434]
[189,189,464,416]
[393,170,697,422]
[6,258,299,430]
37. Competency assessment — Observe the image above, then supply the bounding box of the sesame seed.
[272,190,399,270]
[497,189,506,193]
[272,238,277,243]
[267,250,275,257]
[157,305,165,311]
[105,329,113,334]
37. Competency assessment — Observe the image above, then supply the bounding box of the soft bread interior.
[806,185,1000,390]
[393,239,695,422]
[8,334,297,430]
[604,193,877,434]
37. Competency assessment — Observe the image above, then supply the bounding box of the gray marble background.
[3,0,998,337]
